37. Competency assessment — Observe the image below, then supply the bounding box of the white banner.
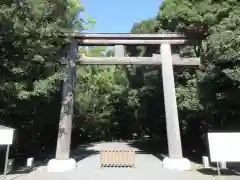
[208,132,240,162]
[0,128,14,145]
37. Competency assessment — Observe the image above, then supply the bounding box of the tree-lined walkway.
[1,142,239,180]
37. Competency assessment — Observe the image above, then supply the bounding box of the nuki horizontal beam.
[71,32,186,39]
[72,33,187,39]
[66,32,195,45]
[77,54,200,66]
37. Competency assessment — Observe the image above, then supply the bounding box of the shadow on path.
[127,138,167,161]
[128,139,240,177]
[197,168,240,176]
[71,143,99,162]
[0,143,99,176]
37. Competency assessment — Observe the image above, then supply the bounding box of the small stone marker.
[6,159,14,174]
[27,157,34,167]
[202,156,210,168]
[220,162,227,169]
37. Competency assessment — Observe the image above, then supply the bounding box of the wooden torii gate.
[47,33,200,172]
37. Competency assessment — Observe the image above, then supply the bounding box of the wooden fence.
[100,149,135,167]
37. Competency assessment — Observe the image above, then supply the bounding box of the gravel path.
[1,142,239,180]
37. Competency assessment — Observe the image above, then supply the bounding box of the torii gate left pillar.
[47,41,78,172]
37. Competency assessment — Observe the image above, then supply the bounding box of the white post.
[3,145,10,180]
[161,44,191,171]
[47,41,77,172]
[217,162,221,176]
[220,162,227,169]
[202,156,210,168]
[26,157,34,168]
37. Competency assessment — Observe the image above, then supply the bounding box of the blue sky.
[80,0,163,33]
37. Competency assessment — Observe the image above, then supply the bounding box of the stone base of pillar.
[162,157,191,171]
[47,158,77,172]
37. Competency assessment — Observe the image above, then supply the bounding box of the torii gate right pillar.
[160,44,191,171]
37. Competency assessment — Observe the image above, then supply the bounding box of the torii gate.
[47,33,200,172]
